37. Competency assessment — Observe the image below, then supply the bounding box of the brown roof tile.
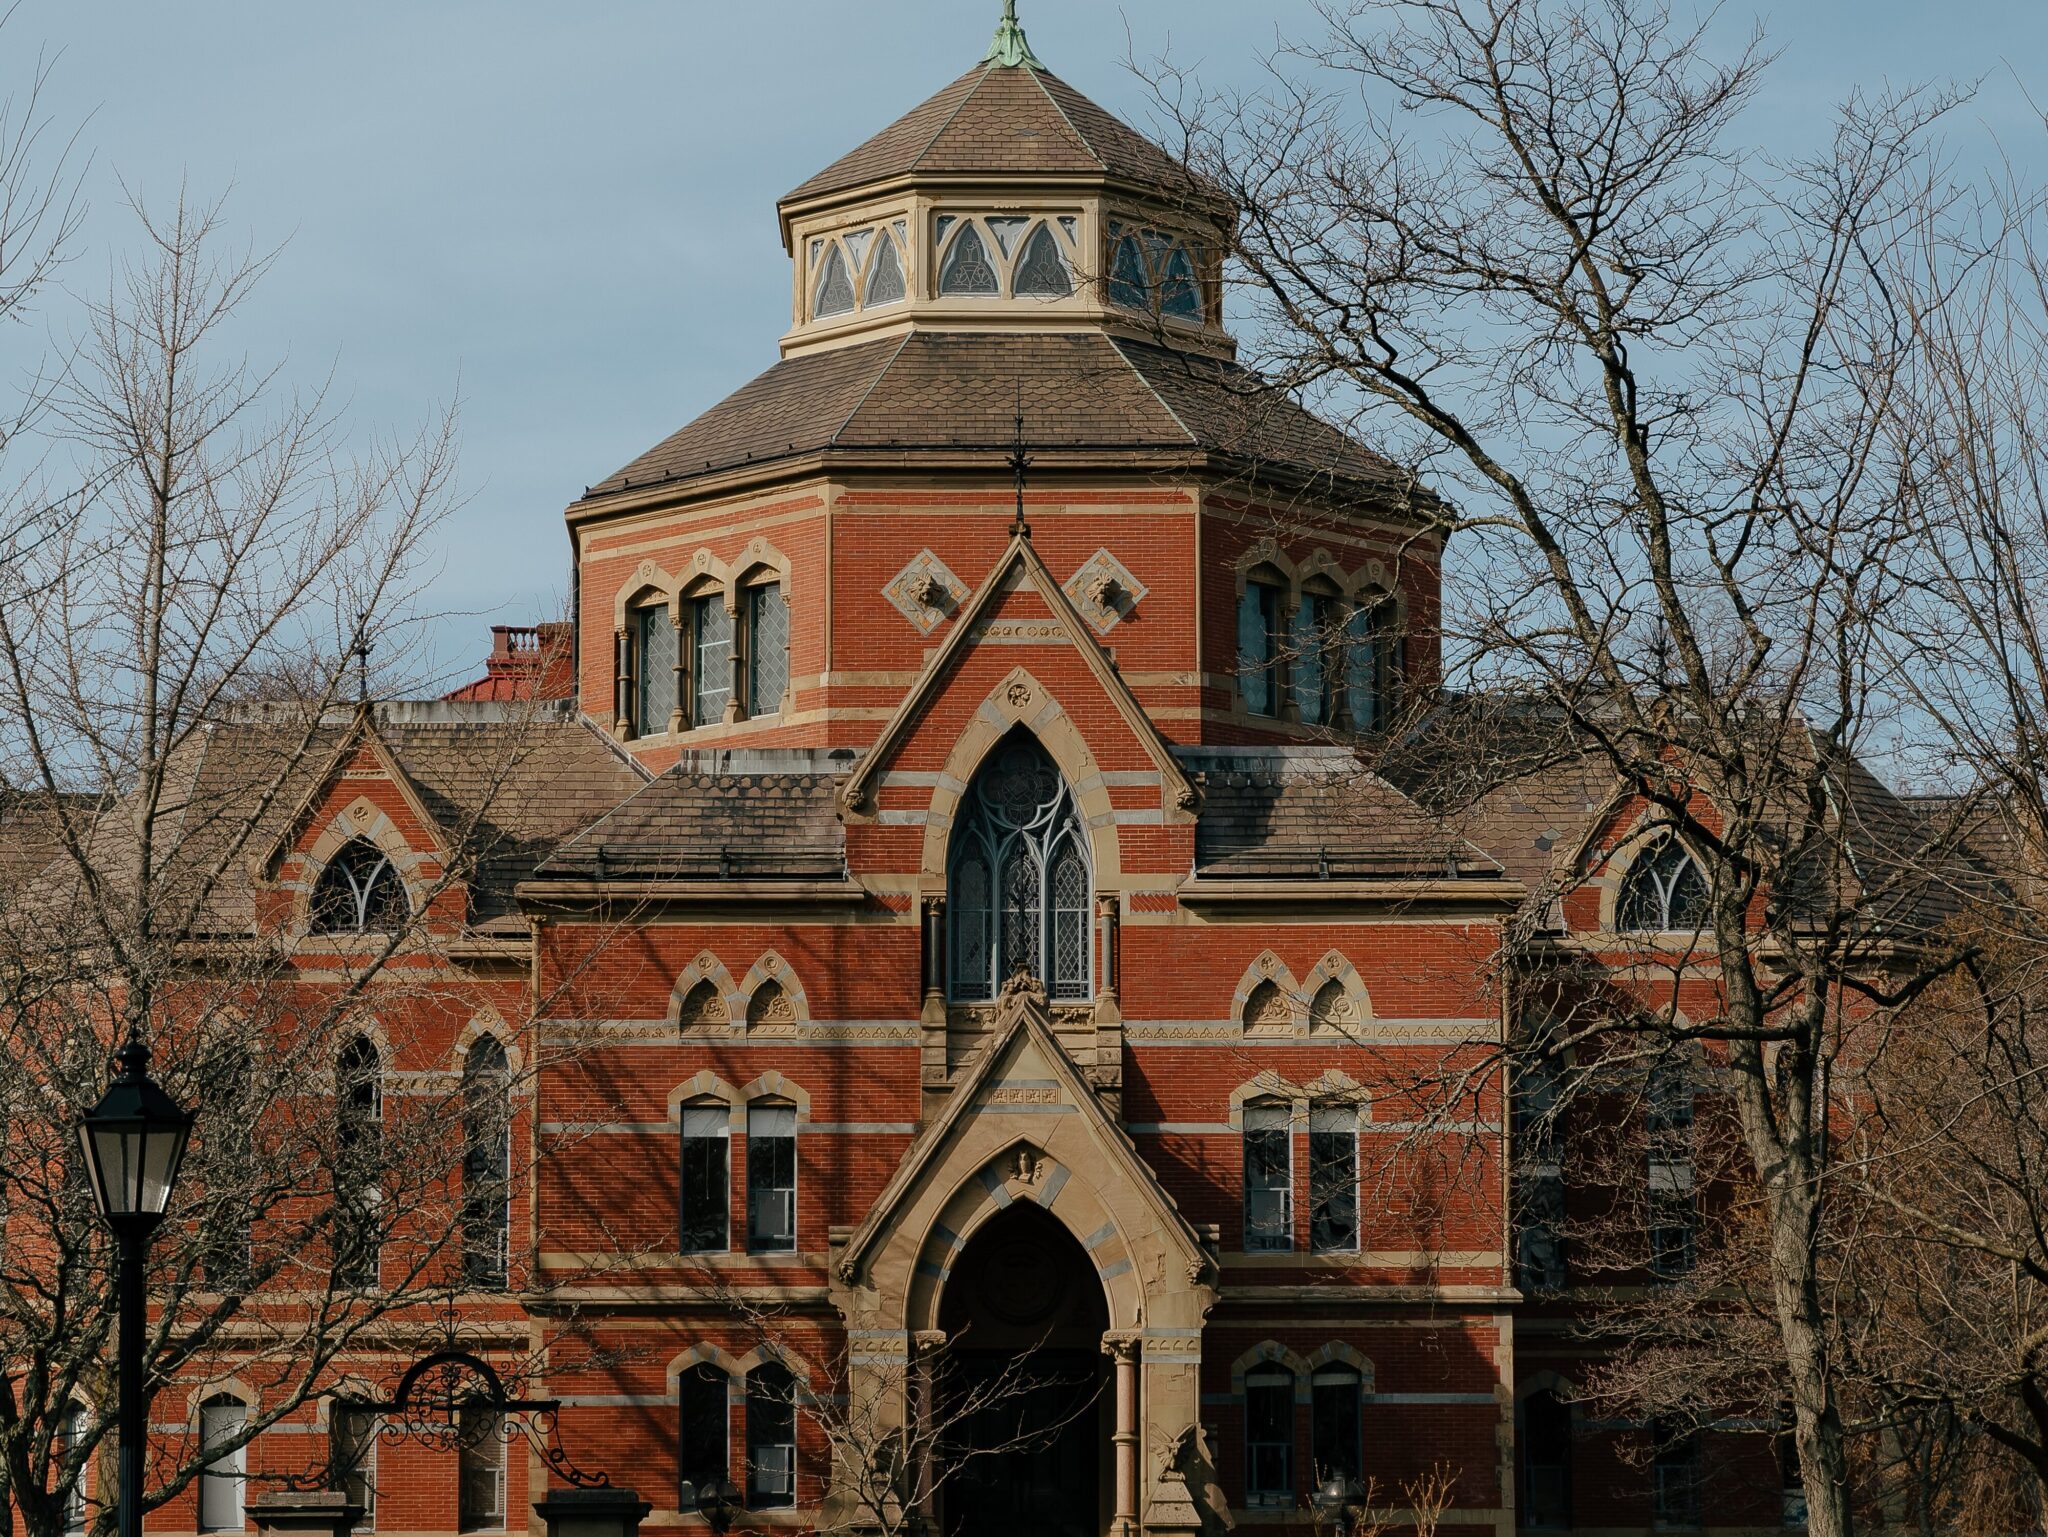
[585,333,1397,497]
[782,62,1200,206]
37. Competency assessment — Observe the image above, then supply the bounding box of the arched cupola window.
[947,732,1091,1003]
[311,838,409,934]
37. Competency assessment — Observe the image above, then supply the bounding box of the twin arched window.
[812,221,909,318]
[935,214,1077,300]
[947,732,1091,1002]
[1106,221,1207,320]
[311,839,409,934]
[1616,833,1709,934]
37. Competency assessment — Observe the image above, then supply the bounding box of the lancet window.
[1106,220,1212,322]
[947,732,1092,1002]
[809,221,910,320]
[311,838,409,934]
[933,213,1079,300]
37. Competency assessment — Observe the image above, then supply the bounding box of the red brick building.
[99,10,1899,1536]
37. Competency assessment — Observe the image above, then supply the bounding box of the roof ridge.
[1027,67,1109,173]
[909,62,998,178]
[827,330,916,446]
[1107,336,1196,444]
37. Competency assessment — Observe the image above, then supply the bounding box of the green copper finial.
[984,0,1043,69]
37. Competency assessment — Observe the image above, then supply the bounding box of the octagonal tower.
[566,6,1435,771]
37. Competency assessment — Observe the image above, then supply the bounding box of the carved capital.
[1100,1331,1142,1363]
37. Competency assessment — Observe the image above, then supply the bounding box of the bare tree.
[0,182,623,1537]
[1133,4,2020,1530]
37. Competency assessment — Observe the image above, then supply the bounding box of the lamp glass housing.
[79,1041,193,1223]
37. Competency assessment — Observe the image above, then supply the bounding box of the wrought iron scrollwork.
[326,1347,610,1489]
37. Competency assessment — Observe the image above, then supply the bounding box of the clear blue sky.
[14,1,2047,686]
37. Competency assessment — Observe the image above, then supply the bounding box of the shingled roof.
[1183,747,1507,881]
[582,332,1398,499]
[534,749,850,882]
[782,60,1206,207]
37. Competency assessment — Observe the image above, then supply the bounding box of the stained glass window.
[1617,835,1709,933]
[864,231,906,307]
[947,731,1092,1001]
[691,595,732,726]
[1237,580,1284,716]
[1013,222,1072,297]
[312,838,409,934]
[986,215,1030,256]
[813,243,855,318]
[1160,243,1202,317]
[745,582,788,717]
[635,601,676,737]
[1345,596,1398,732]
[1108,229,1149,310]
[939,222,999,295]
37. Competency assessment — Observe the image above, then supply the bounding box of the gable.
[840,533,1197,823]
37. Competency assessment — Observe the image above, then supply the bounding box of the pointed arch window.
[864,227,907,307]
[334,1034,382,1288]
[1014,222,1073,297]
[745,1364,797,1509]
[461,1039,511,1288]
[1244,1365,1295,1506]
[938,223,999,295]
[947,732,1092,1002]
[812,243,855,318]
[1617,834,1709,934]
[311,839,409,934]
[633,600,677,737]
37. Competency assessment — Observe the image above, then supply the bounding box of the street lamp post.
[678,1480,741,1536]
[78,1033,194,1537]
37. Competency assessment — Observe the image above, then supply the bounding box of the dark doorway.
[938,1202,1109,1537]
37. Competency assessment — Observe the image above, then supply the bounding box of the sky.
[10,0,2048,688]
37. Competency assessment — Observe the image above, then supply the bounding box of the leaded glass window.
[1617,834,1709,933]
[1160,243,1201,317]
[986,215,1030,256]
[312,838,409,934]
[635,601,676,737]
[947,731,1092,1001]
[1293,590,1341,725]
[864,230,906,307]
[842,227,873,269]
[1014,222,1072,297]
[1345,596,1397,731]
[745,582,788,717]
[813,243,855,318]
[691,594,732,725]
[1238,580,1284,716]
[1108,228,1148,310]
[939,222,998,295]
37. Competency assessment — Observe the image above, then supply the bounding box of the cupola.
[773,2,1235,359]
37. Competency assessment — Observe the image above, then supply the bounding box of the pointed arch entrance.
[938,1203,1110,1536]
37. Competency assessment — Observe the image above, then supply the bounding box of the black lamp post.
[678,1479,741,1536]
[78,1034,194,1537]
[1312,1474,1367,1537]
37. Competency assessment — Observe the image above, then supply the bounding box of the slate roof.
[534,750,850,882]
[1183,747,1506,881]
[782,60,1206,206]
[583,332,1399,499]
[18,705,649,938]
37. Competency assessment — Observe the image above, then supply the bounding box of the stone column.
[914,1329,948,1530]
[1103,1332,1141,1537]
